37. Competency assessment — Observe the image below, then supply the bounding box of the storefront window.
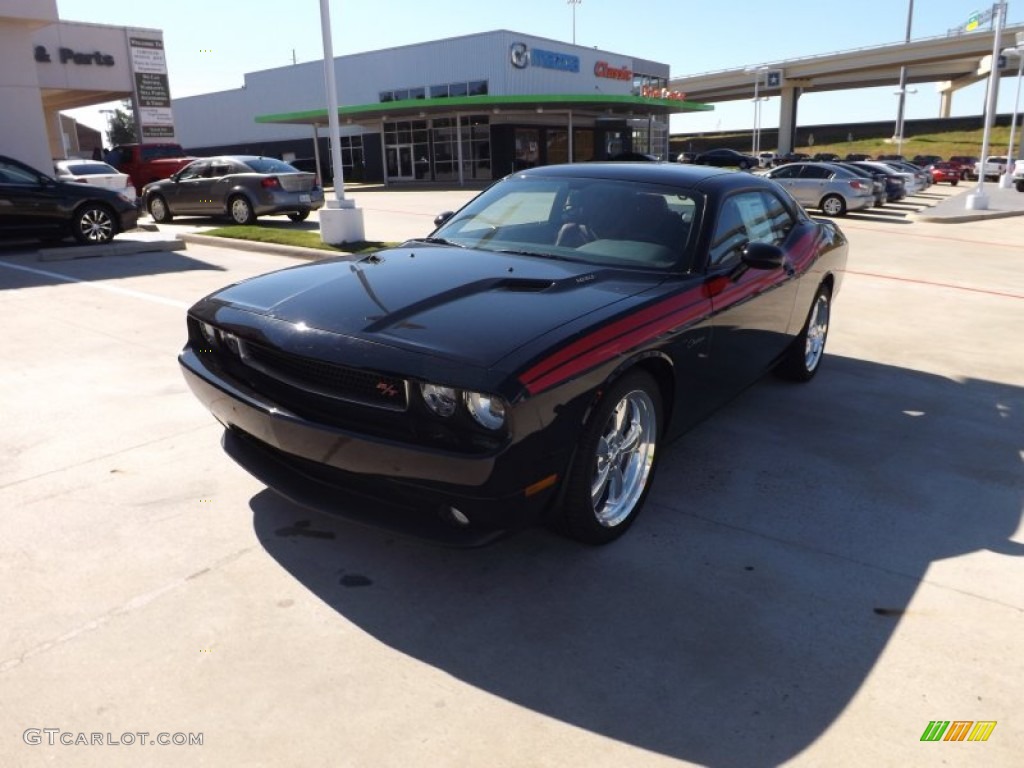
[515,129,540,171]
[384,116,489,182]
[573,129,594,163]
[547,129,568,165]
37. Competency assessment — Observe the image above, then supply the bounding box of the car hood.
[205,244,660,368]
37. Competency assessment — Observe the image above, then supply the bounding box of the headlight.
[464,391,506,430]
[199,321,218,346]
[420,383,457,417]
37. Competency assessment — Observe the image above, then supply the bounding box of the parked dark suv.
[0,155,138,244]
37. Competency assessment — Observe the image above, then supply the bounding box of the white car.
[757,151,778,168]
[973,156,1008,181]
[53,159,137,203]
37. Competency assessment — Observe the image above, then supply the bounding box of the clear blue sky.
[58,0,1024,140]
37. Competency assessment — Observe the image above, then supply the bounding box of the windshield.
[432,175,702,271]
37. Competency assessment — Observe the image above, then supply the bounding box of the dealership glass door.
[386,145,415,180]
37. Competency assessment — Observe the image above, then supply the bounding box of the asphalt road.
[1,185,1021,767]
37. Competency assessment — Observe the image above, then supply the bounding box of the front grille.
[238,340,408,411]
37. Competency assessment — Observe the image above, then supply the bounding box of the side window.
[708,191,795,268]
[178,162,209,181]
[771,166,799,179]
[797,165,831,179]
[708,197,749,268]
[0,161,40,185]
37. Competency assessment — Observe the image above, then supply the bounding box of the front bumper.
[118,206,140,232]
[179,348,563,544]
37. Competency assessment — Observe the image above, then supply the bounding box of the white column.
[318,0,365,243]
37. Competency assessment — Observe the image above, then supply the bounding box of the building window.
[383,81,488,103]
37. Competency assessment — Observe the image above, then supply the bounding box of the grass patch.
[676,125,1021,161]
[202,225,396,254]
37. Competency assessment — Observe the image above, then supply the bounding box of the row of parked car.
[0,145,326,245]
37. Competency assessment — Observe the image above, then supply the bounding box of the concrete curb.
[910,208,1024,223]
[177,233,355,261]
[908,185,1024,223]
[37,237,186,262]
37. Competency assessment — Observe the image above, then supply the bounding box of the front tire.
[776,285,832,382]
[820,194,846,216]
[72,205,116,244]
[148,195,172,223]
[229,195,256,225]
[558,371,662,544]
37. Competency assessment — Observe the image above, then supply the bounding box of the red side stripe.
[520,286,708,395]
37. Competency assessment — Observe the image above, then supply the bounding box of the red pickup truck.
[107,143,196,195]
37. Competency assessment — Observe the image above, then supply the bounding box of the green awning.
[255,93,712,125]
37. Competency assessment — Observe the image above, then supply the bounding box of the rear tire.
[820,194,846,216]
[229,195,256,225]
[775,285,832,382]
[557,371,662,545]
[287,210,309,222]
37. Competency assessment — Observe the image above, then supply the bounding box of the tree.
[105,101,137,146]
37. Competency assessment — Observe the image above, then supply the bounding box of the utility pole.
[893,0,914,154]
[568,0,582,45]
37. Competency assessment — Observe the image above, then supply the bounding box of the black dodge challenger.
[179,163,847,545]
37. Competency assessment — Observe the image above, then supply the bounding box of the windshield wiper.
[407,236,466,247]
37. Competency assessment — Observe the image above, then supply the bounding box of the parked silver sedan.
[143,155,324,224]
[764,162,875,216]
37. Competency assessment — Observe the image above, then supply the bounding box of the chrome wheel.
[821,195,845,216]
[804,293,830,373]
[230,196,255,225]
[591,389,657,528]
[74,206,115,244]
[149,196,169,223]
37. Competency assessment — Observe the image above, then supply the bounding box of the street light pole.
[967,1,1007,210]
[317,0,365,243]
[893,0,914,151]
[745,65,768,156]
[567,0,582,45]
[999,34,1024,189]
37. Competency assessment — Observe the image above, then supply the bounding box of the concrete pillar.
[938,83,954,118]
[776,85,802,154]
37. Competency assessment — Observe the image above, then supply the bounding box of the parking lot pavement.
[1,201,1022,767]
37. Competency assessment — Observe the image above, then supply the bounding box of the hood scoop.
[495,278,556,293]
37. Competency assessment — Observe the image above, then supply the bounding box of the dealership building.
[173,30,710,184]
[1,0,176,174]
[1,4,709,185]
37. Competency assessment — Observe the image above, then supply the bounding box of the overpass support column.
[938,83,954,118]
[776,85,802,155]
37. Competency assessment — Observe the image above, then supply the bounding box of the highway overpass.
[669,24,1024,153]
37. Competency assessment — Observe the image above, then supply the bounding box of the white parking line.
[0,260,190,310]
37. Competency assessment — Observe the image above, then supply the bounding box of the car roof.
[516,162,766,192]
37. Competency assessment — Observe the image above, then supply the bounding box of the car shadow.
[248,354,1021,767]
[0,248,226,291]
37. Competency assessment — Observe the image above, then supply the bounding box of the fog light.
[421,383,457,417]
[448,506,470,526]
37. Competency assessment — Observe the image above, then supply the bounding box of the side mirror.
[741,242,786,271]
[434,211,454,228]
